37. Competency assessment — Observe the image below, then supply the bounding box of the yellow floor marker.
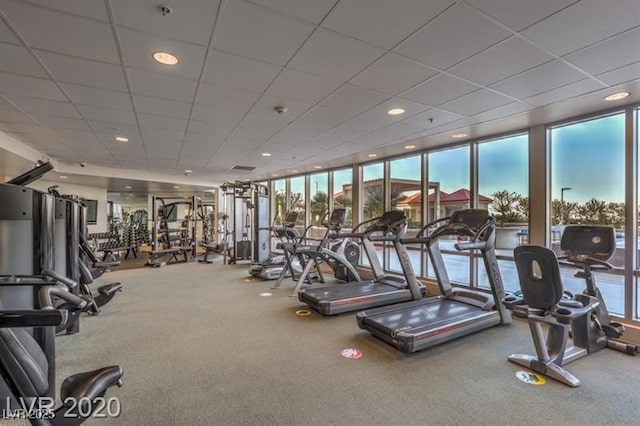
[295,309,312,317]
[516,371,546,385]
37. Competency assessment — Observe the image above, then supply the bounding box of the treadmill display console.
[448,209,489,231]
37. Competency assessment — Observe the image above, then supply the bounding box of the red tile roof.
[398,188,492,204]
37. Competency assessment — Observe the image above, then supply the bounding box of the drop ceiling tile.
[137,113,188,131]
[297,106,356,127]
[47,128,101,143]
[184,131,231,147]
[202,49,282,92]
[319,84,388,112]
[523,79,603,107]
[215,0,315,65]
[247,0,336,24]
[0,109,36,123]
[186,120,234,140]
[0,43,47,78]
[0,72,66,101]
[118,28,207,80]
[140,128,184,144]
[1,0,119,63]
[61,83,133,109]
[111,0,219,45]
[522,0,640,56]
[281,121,331,138]
[563,27,640,76]
[0,96,17,110]
[349,53,438,95]
[189,105,246,127]
[133,95,192,119]
[395,3,510,70]
[400,73,478,107]
[77,105,137,124]
[29,114,91,131]
[597,61,640,86]
[288,28,384,82]
[197,83,261,111]
[491,60,587,99]
[465,0,577,31]
[312,127,364,145]
[472,101,533,122]
[323,0,454,50]
[439,89,513,116]
[0,19,19,44]
[36,50,127,91]
[233,126,278,143]
[3,95,81,118]
[267,68,342,104]
[237,113,292,132]
[449,36,554,85]
[334,115,392,133]
[127,69,198,102]
[401,108,466,128]
[359,98,430,121]
[22,0,110,21]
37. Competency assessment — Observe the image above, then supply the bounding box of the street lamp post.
[560,187,572,224]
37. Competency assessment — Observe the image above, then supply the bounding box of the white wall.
[27,180,108,233]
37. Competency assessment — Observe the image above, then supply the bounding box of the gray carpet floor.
[53,261,640,425]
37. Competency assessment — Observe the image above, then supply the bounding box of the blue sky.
[284,112,626,204]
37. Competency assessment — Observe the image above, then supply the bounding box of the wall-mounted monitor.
[85,199,98,225]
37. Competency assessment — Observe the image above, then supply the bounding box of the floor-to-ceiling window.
[332,168,353,229]
[309,172,328,226]
[389,155,422,275]
[272,179,286,225]
[550,112,626,315]
[427,145,471,285]
[361,162,384,267]
[289,176,306,229]
[477,133,529,292]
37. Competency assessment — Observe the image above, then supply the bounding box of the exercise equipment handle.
[0,310,63,327]
[41,268,77,289]
[455,241,486,251]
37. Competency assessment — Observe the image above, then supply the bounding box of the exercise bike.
[503,225,637,387]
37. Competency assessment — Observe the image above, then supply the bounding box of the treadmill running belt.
[299,282,412,315]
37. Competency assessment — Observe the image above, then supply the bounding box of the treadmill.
[297,210,424,315]
[356,209,512,353]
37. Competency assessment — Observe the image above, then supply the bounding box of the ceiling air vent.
[231,165,256,171]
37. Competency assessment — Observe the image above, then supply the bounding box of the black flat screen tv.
[85,199,98,225]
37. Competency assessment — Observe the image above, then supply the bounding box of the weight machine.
[219,181,269,264]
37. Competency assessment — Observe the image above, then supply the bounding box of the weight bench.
[146,247,191,267]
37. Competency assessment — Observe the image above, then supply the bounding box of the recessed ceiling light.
[173,185,180,189]
[404,144,416,149]
[184,169,192,173]
[291,170,299,173]
[115,136,128,142]
[272,173,279,177]
[125,185,132,189]
[261,153,272,157]
[452,132,468,139]
[59,175,68,179]
[604,92,630,101]
[152,51,179,65]
[368,153,377,158]
[313,165,322,169]
[387,108,405,116]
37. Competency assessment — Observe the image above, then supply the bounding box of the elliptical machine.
[504,225,637,387]
[248,211,303,280]
[289,208,361,296]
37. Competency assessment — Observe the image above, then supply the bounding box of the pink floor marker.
[341,348,363,359]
